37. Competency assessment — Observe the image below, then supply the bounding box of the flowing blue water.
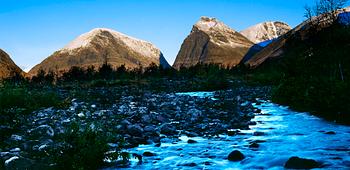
[119,93,350,169]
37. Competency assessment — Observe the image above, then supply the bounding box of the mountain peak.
[194,16,233,33]
[62,28,151,52]
[240,21,291,44]
[29,28,170,75]
[173,17,253,69]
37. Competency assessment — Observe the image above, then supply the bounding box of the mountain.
[0,49,23,79]
[238,21,291,64]
[29,28,170,76]
[244,7,350,68]
[173,17,254,69]
[240,21,291,46]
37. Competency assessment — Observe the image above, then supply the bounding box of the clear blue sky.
[0,0,322,71]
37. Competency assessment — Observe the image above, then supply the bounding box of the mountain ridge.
[0,49,23,79]
[29,28,170,76]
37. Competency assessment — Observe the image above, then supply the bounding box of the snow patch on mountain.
[240,21,291,44]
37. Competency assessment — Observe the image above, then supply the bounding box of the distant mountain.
[29,28,170,76]
[0,49,23,79]
[173,17,254,69]
[244,7,350,68]
[240,21,291,46]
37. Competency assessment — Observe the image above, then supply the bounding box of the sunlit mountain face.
[1,1,350,169]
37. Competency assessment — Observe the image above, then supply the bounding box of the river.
[121,92,350,169]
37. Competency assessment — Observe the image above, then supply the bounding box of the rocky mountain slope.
[173,17,254,69]
[0,49,23,79]
[244,7,350,68]
[240,21,291,46]
[29,28,170,76]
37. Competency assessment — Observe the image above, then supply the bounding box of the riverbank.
[0,81,271,169]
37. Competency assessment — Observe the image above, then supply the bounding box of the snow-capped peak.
[194,16,234,33]
[61,28,161,59]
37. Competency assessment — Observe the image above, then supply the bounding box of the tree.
[304,0,348,26]
[98,63,114,79]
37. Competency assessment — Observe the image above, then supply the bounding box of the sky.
[0,0,321,72]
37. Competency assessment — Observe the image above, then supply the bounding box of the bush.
[52,122,110,170]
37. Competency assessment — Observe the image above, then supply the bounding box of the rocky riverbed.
[120,100,350,169]
[0,86,270,169]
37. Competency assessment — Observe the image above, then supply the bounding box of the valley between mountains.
[1,3,350,170]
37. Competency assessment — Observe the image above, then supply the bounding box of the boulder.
[160,124,177,135]
[143,151,157,157]
[127,125,144,137]
[324,131,336,135]
[187,139,198,144]
[4,156,33,170]
[284,156,321,169]
[227,150,245,161]
[28,125,54,139]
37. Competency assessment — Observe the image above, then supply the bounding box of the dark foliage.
[264,24,350,124]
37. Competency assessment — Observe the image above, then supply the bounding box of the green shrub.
[52,122,110,170]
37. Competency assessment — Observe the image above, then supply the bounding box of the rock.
[253,131,265,136]
[10,135,23,141]
[5,156,19,165]
[77,112,85,118]
[141,115,152,123]
[127,125,144,136]
[143,151,157,157]
[204,161,212,165]
[144,125,156,132]
[121,120,131,127]
[254,108,262,113]
[227,150,245,161]
[9,148,21,152]
[284,156,321,169]
[188,108,202,122]
[187,139,198,144]
[29,125,54,139]
[156,115,168,123]
[160,124,177,135]
[185,131,199,137]
[181,162,197,167]
[227,130,238,136]
[324,131,336,135]
[132,153,143,162]
[249,142,259,148]
[248,121,257,125]
[5,156,33,169]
